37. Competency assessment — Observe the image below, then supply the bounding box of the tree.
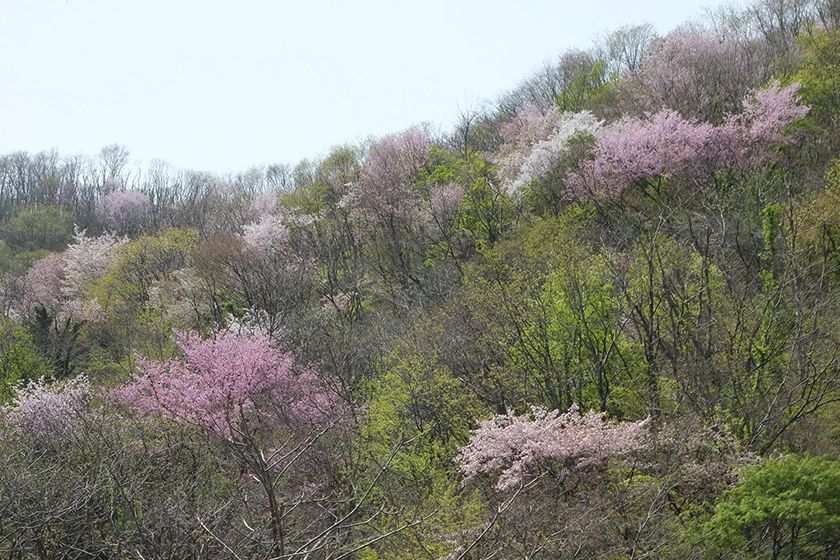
[96,189,150,234]
[20,253,65,319]
[568,82,808,199]
[496,110,601,194]
[114,330,339,555]
[795,28,840,153]
[596,23,658,77]
[458,404,648,491]
[61,227,126,302]
[618,26,766,123]
[3,376,91,447]
[0,205,73,252]
[341,127,432,295]
[707,455,840,559]
[0,319,49,402]
[113,330,335,437]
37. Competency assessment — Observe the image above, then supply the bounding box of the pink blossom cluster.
[427,183,466,226]
[19,229,125,322]
[499,105,563,153]
[96,189,150,233]
[502,111,602,193]
[242,214,291,254]
[567,82,808,197]
[21,253,66,317]
[457,405,649,491]
[3,376,91,446]
[622,26,761,121]
[62,227,126,300]
[112,331,336,439]
[741,82,810,145]
[342,127,431,221]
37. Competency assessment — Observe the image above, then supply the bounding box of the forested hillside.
[2,0,840,558]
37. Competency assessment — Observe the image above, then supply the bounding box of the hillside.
[1,1,839,558]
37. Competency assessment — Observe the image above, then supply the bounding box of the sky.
[0,0,714,174]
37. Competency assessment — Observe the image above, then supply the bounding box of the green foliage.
[91,227,198,362]
[557,59,616,113]
[761,202,785,260]
[422,147,513,251]
[94,227,198,313]
[706,455,840,559]
[281,145,361,215]
[536,250,640,413]
[826,158,840,191]
[795,29,840,144]
[797,159,840,274]
[623,235,724,416]
[0,319,49,402]
[30,307,90,380]
[360,352,487,558]
[363,352,485,478]
[0,205,73,252]
[0,241,19,275]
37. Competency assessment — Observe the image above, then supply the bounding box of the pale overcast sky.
[1,0,713,173]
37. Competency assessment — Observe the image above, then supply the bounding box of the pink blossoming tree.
[619,26,764,122]
[568,81,808,198]
[113,330,340,556]
[342,126,431,222]
[457,405,649,491]
[96,189,150,234]
[21,254,65,318]
[3,376,91,446]
[339,126,433,291]
[498,104,563,155]
[19,229,126,323]
[113,330,336,438]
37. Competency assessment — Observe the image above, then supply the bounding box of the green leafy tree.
[92,227,198,362]
[0,205,73,252]
[706,455,840,559]
[360,353,486,559]
[795,29,840,152]
[0,319,49,402]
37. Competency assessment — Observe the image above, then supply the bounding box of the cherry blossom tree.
[61,227,126,301]
[113,330,335,438]
[113,330,341,556]
[241,214,290,254]
[458,404,649,491]
[498,104,563,156]
[340,127,432,292]
[342,126,431,221]
[21,253,65,318]
[18,229,126,323]
[2,376,91,446]
[739,80,811,148]
[568,81,808,198]
[619,26,765,122]
[567,109,715,197]
[110,331,416,559]
[96,189,150,234]
[498,110,602,193]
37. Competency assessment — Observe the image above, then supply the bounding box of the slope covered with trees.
[1,0,840,558]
